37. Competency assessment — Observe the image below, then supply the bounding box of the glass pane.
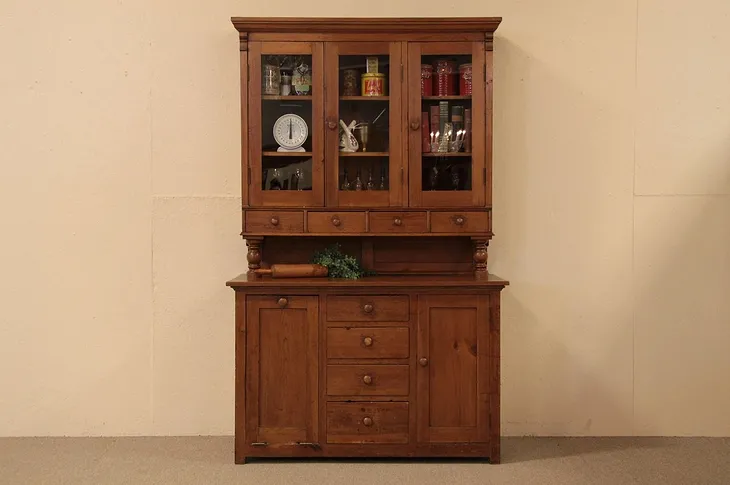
[337,55,390,193]
[421,53,473,191]
[260,54,313,191]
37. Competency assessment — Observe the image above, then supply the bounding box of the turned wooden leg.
[472,238,488,273]
[246,237,263,273]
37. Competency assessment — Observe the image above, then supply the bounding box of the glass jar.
[263,64,281,95]
[459,63,472,96]
[421,64,433,97]
[433,59,456,96]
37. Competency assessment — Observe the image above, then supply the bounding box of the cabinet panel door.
[407,42,487,207]
[248,42,325,206]
[246,296,319,447]
[417,295,489,443]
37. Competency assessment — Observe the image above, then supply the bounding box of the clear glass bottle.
[378,167,386,190]
[366,168,375,191]
[354,169,363,191]
[341,168,351,191]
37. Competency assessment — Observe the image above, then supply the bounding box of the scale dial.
[273,114,308,150]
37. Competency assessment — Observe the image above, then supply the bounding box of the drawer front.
[308,211,366,234]
[327,327,409,359]
[327,365,409,396]
[326,402,409,444]
[245,211,304,233]
[369,211,428,233]
[326,295,409,322]
[430,211,489,233]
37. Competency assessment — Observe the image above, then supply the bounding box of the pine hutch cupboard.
[226,17,508,464]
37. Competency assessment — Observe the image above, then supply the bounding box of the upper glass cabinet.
[248,42,324,206]
[325,42,404,207]
[407,42,487,207]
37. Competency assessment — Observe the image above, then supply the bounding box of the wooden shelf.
[262,151,313,157]
[339,152,389,157]
[423,152,472,157]
[262,95,312,101]
[422,95,472,100]
[340,96,390,101]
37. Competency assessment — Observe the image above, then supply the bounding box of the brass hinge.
[250,441,268,447]
[400,166,404,183]
[297,442,322,450]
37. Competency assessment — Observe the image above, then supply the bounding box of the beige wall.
[1,0,728,437]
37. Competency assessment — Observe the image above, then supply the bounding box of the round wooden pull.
[363,336,373,347]
[327,120,337,130]
[270,216,279,226]
[419,357,429,367]
[363,303,374,313]
[277,297,288,308]
[393,217,403,226]
[454,216,466,226]
[362,375,373,385]
[362,417,373,427]
[331,216,341,227]
[410,120,420,131]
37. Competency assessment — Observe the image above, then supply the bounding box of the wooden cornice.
[231,17,502,34]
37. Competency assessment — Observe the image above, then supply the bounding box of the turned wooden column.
[246,237,263,272]
[472,238,488,273]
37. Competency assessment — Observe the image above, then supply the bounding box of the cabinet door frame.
[416,294,490,443]
[407,41,487,207]
[248,41,325,207]
[324,41,405,207]
[245,295,319,448]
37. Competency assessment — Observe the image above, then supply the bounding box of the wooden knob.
[362,417,373,427]
[362,375,373,385]
[419,357,428,367]
[327,120,337,130]
[331,216,341,227]
[363,336,373,347]
[363,303,374,313]
[454,216,466,226]
[410,120,420,131]
[393,217,402,226]
[277,297,288,308]
[270,216,279,226]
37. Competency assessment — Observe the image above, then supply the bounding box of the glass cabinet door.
[407,42,487,207]
[325,42,404,207]
[248,42,324,206]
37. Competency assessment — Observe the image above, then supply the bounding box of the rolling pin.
[253,264,328,278]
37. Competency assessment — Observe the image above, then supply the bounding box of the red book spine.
[421,111,430,152]
[429,106,439,139]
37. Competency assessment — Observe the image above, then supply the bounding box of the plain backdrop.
[1,0,728,437]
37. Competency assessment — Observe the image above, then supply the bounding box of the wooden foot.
[246,237,263,273]
[472,238,488,273]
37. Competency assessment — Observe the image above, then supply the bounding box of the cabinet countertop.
[226,273,509,288]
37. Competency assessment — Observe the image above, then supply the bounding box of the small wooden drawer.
[327,327,409,359]
[430,211,489,233]
[326,402,409,444]
[307,211,366,233]
[369,211,428,233]
[326,295,409,322]
[245,210,304,233]
[327,365,409,396]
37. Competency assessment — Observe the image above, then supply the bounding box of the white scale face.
[273,114,308,151]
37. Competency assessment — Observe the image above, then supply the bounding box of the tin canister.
[459,63,473,96]
[433,59,457,96]
[366,57,379,73]
[421,64,433,97]
[361,73,386,96]
[342,68,359,96]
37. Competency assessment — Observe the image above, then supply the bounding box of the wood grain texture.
[369,211,428,233]
[326,402,409,444]
[326,327,409,359]
[307,211,367,233]
[326,365,409,396]
[326,295,409,321]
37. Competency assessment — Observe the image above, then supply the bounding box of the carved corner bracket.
[239,32,249,52]
[485,32,494,51]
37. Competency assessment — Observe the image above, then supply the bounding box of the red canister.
[433,59,457,96]
[421,64,433,96]
[459,63,472,96]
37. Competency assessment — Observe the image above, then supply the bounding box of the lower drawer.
[326,402,409,444]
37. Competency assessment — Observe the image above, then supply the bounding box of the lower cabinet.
[236,291,501,463]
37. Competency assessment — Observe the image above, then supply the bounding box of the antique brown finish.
[228,17,508,465]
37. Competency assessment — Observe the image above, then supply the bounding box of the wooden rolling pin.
[253,264,328,278]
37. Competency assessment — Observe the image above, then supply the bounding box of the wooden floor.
[2,436,729,484]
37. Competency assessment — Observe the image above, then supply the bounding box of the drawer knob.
[270,216,279,226]
[362,336,373,347]
[362,417,373,427]
[410,120,420,131]
[277,297,288,308]
[331,216,341,227]
[393,217,403,226]
[362,375,373,385]
[454,215,466,226]
[327,120,337,130]
[419,357,429,367]
[363,303,374,314]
